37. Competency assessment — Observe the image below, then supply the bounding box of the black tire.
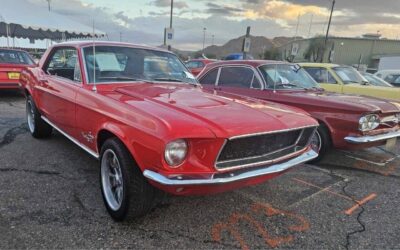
[99,137,159,221]
[26,95,53,138]
[308,123,331,164]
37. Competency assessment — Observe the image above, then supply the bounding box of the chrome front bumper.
[143,150,318,186]
[344,130,400,144]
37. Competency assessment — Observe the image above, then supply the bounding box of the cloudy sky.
[3,0,400,50]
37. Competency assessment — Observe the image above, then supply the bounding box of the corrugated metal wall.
[279,37,400,69]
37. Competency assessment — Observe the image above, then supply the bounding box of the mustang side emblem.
[81,131,95,143]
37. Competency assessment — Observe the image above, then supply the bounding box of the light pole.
[47,0,51,11]
[202,27,207,55]
[211,35,214,46]
[167,0,173,51]
[322,0,335,62]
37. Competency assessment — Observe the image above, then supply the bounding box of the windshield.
[333,67,366,84]
[83,46,197,84]
[0,49,35,65]
[361,73,393,87]
[258,64,319,89]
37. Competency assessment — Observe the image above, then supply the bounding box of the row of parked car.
[1,43,400,222]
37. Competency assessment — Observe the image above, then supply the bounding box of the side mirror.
[361,81,369,85]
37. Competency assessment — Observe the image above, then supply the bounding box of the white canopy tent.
[0,0,106,43]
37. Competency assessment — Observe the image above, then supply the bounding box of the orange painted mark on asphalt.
[344,193,377,215]
[292,178,378,216]
[292,178,353,201]
[211,202,309,249]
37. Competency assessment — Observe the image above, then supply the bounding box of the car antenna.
[92,18,97,92]
[273,63,277,93]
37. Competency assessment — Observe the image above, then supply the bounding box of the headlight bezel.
[359,114,380,132]
[164,139,188,167]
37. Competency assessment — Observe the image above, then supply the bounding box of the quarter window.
[199,68,218,85]
[45,48,81,82]
[304,67,337,84]
[218,67,261,89]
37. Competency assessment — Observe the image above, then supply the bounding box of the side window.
[199,68,219,85]
[384,74,395,83]
[44,48,81,82]
[305,67,336,84]
[218,67,255,88]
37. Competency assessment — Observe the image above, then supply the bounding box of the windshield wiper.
[275,83,299,87]
[153,77,184,82]
[98,76,139,81]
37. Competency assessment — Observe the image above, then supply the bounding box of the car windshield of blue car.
[259,64,319,89]
[83,46,197,84]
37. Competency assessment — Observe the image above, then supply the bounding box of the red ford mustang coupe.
[0,48,35,89]
[197,60,400,162]
[20,42,318,221]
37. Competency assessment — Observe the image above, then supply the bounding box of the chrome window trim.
[257,63,321,89]
[216,64,264,90]
[80,44,196,85]
[43,46,82,85]
[200,64,264,90]
[41,116,99,159]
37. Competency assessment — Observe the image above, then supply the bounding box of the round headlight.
[359,114,380,132]
[164,139,188,167]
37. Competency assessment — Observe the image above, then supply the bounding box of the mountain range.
[174,35,301,59]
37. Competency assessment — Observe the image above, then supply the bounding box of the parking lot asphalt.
[0,90,399,249]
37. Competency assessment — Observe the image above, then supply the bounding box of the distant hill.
[194,35,301,59]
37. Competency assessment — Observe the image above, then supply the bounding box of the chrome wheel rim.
[310,130,322,153]
[26,100,35,133]
[101,149,124,211]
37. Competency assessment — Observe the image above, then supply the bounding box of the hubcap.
[101,149,124,211]
[26,100,35,133]
[310,130,322,153]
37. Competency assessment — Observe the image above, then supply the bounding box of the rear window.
[0,49,35,65]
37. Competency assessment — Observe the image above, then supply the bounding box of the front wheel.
[100,138,159,221]
[26,95,53,138]
[308,124,331,163]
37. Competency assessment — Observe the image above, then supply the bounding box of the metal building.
[279,34,400,71]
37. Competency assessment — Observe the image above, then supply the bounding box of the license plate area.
[8,72,20,80]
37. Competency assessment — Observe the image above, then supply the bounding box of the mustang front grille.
[216,127,317,170]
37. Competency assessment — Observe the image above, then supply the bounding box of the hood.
[111,83,317,139]
[282,90,400,114]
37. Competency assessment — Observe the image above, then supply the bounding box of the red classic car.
[20,42,318,221]
[185,59,216,76]
[0,48,35,89]
[197,60,400,162]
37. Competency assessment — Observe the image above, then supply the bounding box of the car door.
[214,66,264,99]
[304,66,343,93]
[37,47,81,138]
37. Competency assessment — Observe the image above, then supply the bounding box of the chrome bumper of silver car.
[143,150,318,186]
[344,130,400,144]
